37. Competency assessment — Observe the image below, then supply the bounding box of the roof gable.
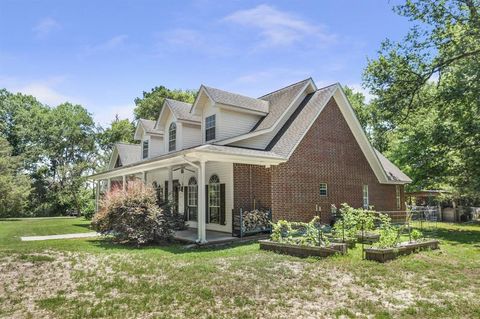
[156,98,200,130]
[269,84,410,184]
[109,143,141,169]
[134,119,162,140]
[191,85,269,115]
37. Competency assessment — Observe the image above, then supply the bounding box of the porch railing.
[232,208,272,239]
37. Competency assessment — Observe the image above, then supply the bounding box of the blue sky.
[0,0,411,125]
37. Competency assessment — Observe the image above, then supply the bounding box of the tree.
[134,86,196,120]
[363,0,480,195]
[0,137,31,217]
[96,115,136,169]
[0,90,100,216]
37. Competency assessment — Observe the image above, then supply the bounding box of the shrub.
[333,204,376,240]
[411,229,423,241]
[160,200,186,231]
[376,213,399,248]
[92,181,173,244]
[270,217,329,247]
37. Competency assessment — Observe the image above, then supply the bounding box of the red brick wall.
[233,164,271,211]
[270,97,405,223]
[232,96,406,223]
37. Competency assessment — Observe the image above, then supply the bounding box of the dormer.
[134,119,164,159]
[156,99,201,153]
[191,85,269,143]
[108,143,141,169]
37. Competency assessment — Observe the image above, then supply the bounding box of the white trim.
[190,86,213,115]
[89,146,286,181]
[216,79,316,145]
[217,103,267,116]
[333,86,391,184]
[108,146,119,169]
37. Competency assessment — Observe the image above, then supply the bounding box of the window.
[205,115,216,141]
[142,140,149,159]
[208,174,220,224]
[187,177,198,221]
[168,122,176,151]
[396,185,401,210]
[152,181,163,205]
[320,183,328,197]
[363,185,369,209]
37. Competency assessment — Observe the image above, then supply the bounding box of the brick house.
[90,78,411,243]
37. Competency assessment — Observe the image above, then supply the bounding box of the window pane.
[142,140,149,159]
[208,174,220,224]
[320,183,327,196]
[169,123,176,151]
[205,115,216,141]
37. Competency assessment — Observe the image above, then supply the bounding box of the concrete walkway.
[21,232,99,241]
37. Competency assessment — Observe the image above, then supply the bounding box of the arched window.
[187,177,198,221]
[208,174,220,224]
[169,122,176,151]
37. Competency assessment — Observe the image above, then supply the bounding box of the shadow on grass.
[88,237,257,255]
[422,224,480,245]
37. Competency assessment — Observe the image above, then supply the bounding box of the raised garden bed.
[356,232,380,244]
[259,240,347,258]
[364,239,440,263]
[329,237,356,248]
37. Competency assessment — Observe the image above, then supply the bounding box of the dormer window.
[169,122,176,151]
[205,115,216,141]
[142,140,149,159]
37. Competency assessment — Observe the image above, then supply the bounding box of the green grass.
[0,218,479,318]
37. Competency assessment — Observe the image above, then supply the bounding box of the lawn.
[0,218,479,318]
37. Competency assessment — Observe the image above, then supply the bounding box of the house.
[89,78,411,243]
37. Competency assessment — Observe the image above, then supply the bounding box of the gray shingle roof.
[254,78,312,131]
[165,99,200,122]
[269,84,337,158]
[203,85,269,114]
[116,143,141,166]
[374,150,412,183]
[139,119,162,134]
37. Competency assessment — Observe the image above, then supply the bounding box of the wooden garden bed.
[364,239,440,263]
[356,232,380,244]
[259,240,347,258]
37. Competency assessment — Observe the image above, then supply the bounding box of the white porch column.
[122,175,126,191]
[95,180,100,212]
[197,160,207,244]
[168,167,173,201]
[142,171,147,188]
[107,178,111,191]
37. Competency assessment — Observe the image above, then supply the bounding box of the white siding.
[182,123,202,149]
[217,107,262,141]
[149,135,164,157]
[230,91,308,149]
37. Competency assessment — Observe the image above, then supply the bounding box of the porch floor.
[174,229,238,245]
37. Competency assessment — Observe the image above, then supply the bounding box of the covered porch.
[89,145,285,244]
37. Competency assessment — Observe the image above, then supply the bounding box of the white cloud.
[82,35,128,56]
[155,28,233,56]
[223,4,335,47]
[33,17,60,38]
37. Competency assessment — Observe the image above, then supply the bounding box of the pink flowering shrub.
[92,181,172,244]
